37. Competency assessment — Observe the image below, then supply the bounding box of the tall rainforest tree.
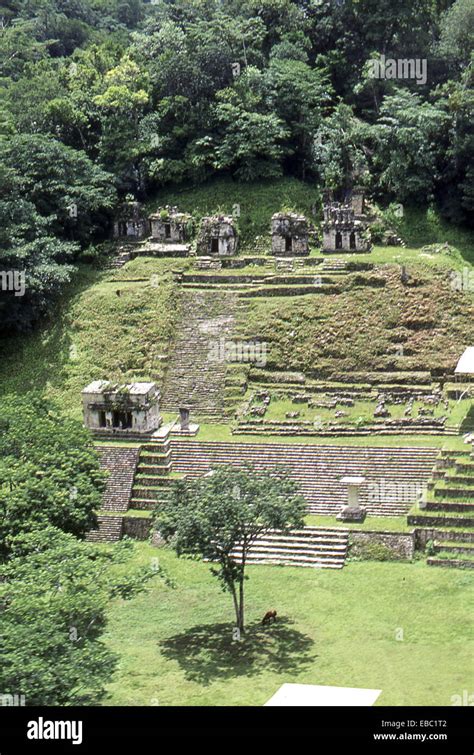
[0,134,115,331]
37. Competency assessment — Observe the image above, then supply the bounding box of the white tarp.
[264,683,382,707]
[455,347,474,375]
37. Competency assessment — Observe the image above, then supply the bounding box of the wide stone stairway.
[231,527,349,569]
[170,440,438,516]
[160,289,244,421]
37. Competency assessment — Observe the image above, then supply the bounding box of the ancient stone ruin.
[337,475,367,522]
[322,204,371,253]
[271,212,309,256]
[113,200,149,240]
[82,380,162,436]
[197,215,238,256]
[148,206,193,243]
[322,187,371,253]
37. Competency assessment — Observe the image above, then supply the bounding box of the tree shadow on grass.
[158,616,315,685]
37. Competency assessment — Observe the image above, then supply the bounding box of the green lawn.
[103,543,473,707]
[90,424,464,449]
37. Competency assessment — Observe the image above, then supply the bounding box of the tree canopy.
[0,393,105,558]
[0,526,154,705]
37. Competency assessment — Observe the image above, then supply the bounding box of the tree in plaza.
[155,464,305,633]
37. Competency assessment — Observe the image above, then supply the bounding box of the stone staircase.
[196,257,223,270]
[109,247,132,269]
[133,241,191,257]
[428,534,474,569]
[85,445,139,543]
[274,257,306,273]
[97,446,139,511]
[130,437,175,510]
[160,289,244,421]
[322,258,349,273]
[230,527,349,569]
[170,440,438,516]
[86,514,124,543]
[408,447,474,568]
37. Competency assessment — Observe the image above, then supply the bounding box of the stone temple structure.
[148,206,193,243]
[197,215,238,256]
[271,212,309,256]
[322,203,371,253]
[82,381,161,436]
[113,201,149,240]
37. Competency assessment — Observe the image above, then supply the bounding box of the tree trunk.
[238,577,245,632]
[230,583,240,630]
[238,548,246,633]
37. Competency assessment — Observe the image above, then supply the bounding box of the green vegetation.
[304,516,412,533]
[0,393,104,556]
[1,0,473,712]
[0,395,157,706]
[0,135,116,332]
[0,528,155,705]
[349,542,405,562]
[151,177,320,250]
[388,208,474,265]
[241,267,474,378]
[0,263,182,421]
[122,509,153,519]
[103,543,474,707]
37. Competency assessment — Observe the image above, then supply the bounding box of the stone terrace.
[170,440,438,516]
